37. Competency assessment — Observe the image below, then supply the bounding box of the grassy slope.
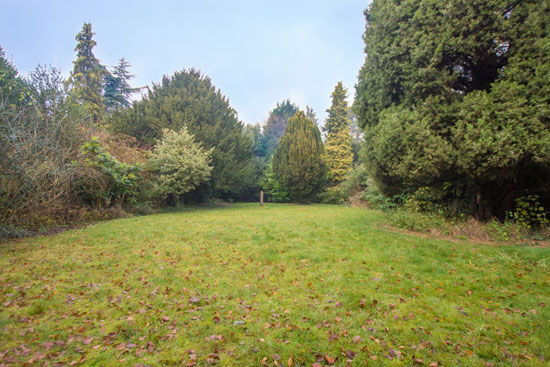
[0,203,549,366]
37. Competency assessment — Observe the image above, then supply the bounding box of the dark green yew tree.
[273,111,326,202]
[355,0,550,218]
[109,69,254,200]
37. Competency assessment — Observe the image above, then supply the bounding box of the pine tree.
[272,111,326,202]
[323,81,348,136]
[104,57,140,112]
[68,22,106,124]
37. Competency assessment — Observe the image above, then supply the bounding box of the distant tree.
[110,69,253,200]
[68,22,106,124]
[306,105,318,126]
[245,123,268,158]
[263,99,298,158]
[348,107,364,164]
[148,128,213,204]
[273,111,326,202]
[103,57,140,112]
[323,82,348,136]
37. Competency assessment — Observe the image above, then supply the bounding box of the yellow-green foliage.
[148,128,213,200]
[323,82,353,185]
[324,125,353,184]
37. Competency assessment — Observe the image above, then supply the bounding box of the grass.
[0,203,549,366]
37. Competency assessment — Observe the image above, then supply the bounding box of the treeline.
[1,23,356,236]
[2,0,549,236]
[354,0,550,225]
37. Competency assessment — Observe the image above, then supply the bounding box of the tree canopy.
[354,0,550,218]
[110,69,254,200]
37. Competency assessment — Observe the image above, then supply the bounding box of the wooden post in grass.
[260,190,264,207]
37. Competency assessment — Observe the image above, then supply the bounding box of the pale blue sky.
[0,0,369,125]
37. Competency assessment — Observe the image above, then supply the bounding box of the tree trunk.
[260,190,264,207]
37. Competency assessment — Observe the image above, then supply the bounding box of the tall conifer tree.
[323,82,353,184]
[323,82,348,136]
[68,22,105,124]
[104,57,140,112]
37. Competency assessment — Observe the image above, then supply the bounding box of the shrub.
[360,183,405,211]
[148,128,213,204]
[261,164,290,203]
[318,185,347,204]
[80,137,142,206]
[387,209,449,234]
[510,195,549,229]
[341,164,369,194]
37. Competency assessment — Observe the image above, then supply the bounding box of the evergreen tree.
[306,105,318,126]
[354,0,550,218]
[323,82,353,183]
[324,127,353,184]
[109,69,254,200]
[323,81,348,136]
[272,111,326,202]
[104,57,140,112]
[263,99,298,158]
[149,128,213,204]
[68,22,106,124]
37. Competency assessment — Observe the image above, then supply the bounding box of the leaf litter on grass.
[0,203,549,366]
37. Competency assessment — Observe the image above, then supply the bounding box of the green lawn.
[1,204,549,366]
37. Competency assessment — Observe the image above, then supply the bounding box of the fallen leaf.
[325,354,335,364]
